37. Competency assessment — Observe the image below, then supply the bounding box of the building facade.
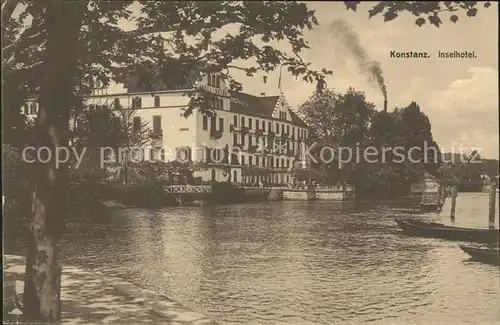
[22,74,310,185]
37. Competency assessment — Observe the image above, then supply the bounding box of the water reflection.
[4,194,499,324]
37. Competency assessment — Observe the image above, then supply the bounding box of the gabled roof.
[229,92,308,128]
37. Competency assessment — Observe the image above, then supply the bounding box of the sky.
[119,1,498,159]
[231,2,499,159]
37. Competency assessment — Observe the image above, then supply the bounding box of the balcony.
[268,131,275,138]
[272,166,289,172]
[210,130,223,140]
[230,124,239,132]
[241,126,249,134]
[232,144,243,152]
[255,129,264,136]
[148,130,163,139]
[248,145,259,154]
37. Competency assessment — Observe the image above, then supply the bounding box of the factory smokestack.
[330,19,388,111]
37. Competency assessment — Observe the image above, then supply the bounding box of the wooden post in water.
[436,184,442,212]
[488,181,496,229]
[450,184,457,221]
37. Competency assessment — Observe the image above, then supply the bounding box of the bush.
[2,144,33,222]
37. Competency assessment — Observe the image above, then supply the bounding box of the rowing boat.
[460,244,499,265]
[395,218,499,244]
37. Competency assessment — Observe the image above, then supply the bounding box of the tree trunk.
[23,2,83,322]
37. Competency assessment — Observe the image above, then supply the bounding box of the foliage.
[1,144,33,218]
[2,1,334,320]
[298,87,375,186]
[344,1,492,27]
[4,1,332,114]
[299,87,374,146]
[298,88,440,198]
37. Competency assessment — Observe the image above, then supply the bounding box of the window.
[241,116,245,127]
[153,116,161,133]
[281,124,285,134]
[249,135,252,147]
[241,134,245,147]
[268,122,272,132]
[276,123,280,134]
[233,133,238,145]
[203,115,208,130]
[219,117,224,132]
[233,170,238,182]
[249,118,252,129]
[154,96,160,107]
[219,99,223,109]
[216,76,221,88]
[233,115,238,127]
[114,98,120,108]
[133,117,141,132]
[132,97,142,109]
[23,103,29,115]
[262,120,265,131]
[286,125,289,134]
[249,156,253,166]
[210,116,216,133]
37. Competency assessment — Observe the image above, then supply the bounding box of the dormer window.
[207,73,221,88]
[154,95,160,107]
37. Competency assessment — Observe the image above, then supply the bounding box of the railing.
[210,130,223,139]
[148,130,163,139]
[163,185,212,193]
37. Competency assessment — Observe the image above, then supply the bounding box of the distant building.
[410,172,442,208]
[411,172,440,196]
[22,74,311,185]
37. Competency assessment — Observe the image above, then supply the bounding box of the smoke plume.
[329,19,387,101]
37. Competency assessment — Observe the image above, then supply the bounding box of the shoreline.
[3,255,218,325]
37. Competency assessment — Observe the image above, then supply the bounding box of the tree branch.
[2,27,45,58]
[126,26,177,37]
[4,60,43,75]
[1,0,18,22]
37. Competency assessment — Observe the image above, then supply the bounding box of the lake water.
[4,193,499,324]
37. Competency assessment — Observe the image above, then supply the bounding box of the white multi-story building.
[22,74,310,185]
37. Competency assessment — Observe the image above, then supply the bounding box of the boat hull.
[395,218,499,244]
[460,245,499,265]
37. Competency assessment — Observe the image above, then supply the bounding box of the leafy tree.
[113,104,151,185]
[2,1,332,321]
[344,1,493,27]
[298,87,375,185]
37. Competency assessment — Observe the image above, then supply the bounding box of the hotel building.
[22,74,310,185]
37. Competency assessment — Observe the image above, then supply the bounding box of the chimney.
[260,92,266,96]
[383,98,388,112]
